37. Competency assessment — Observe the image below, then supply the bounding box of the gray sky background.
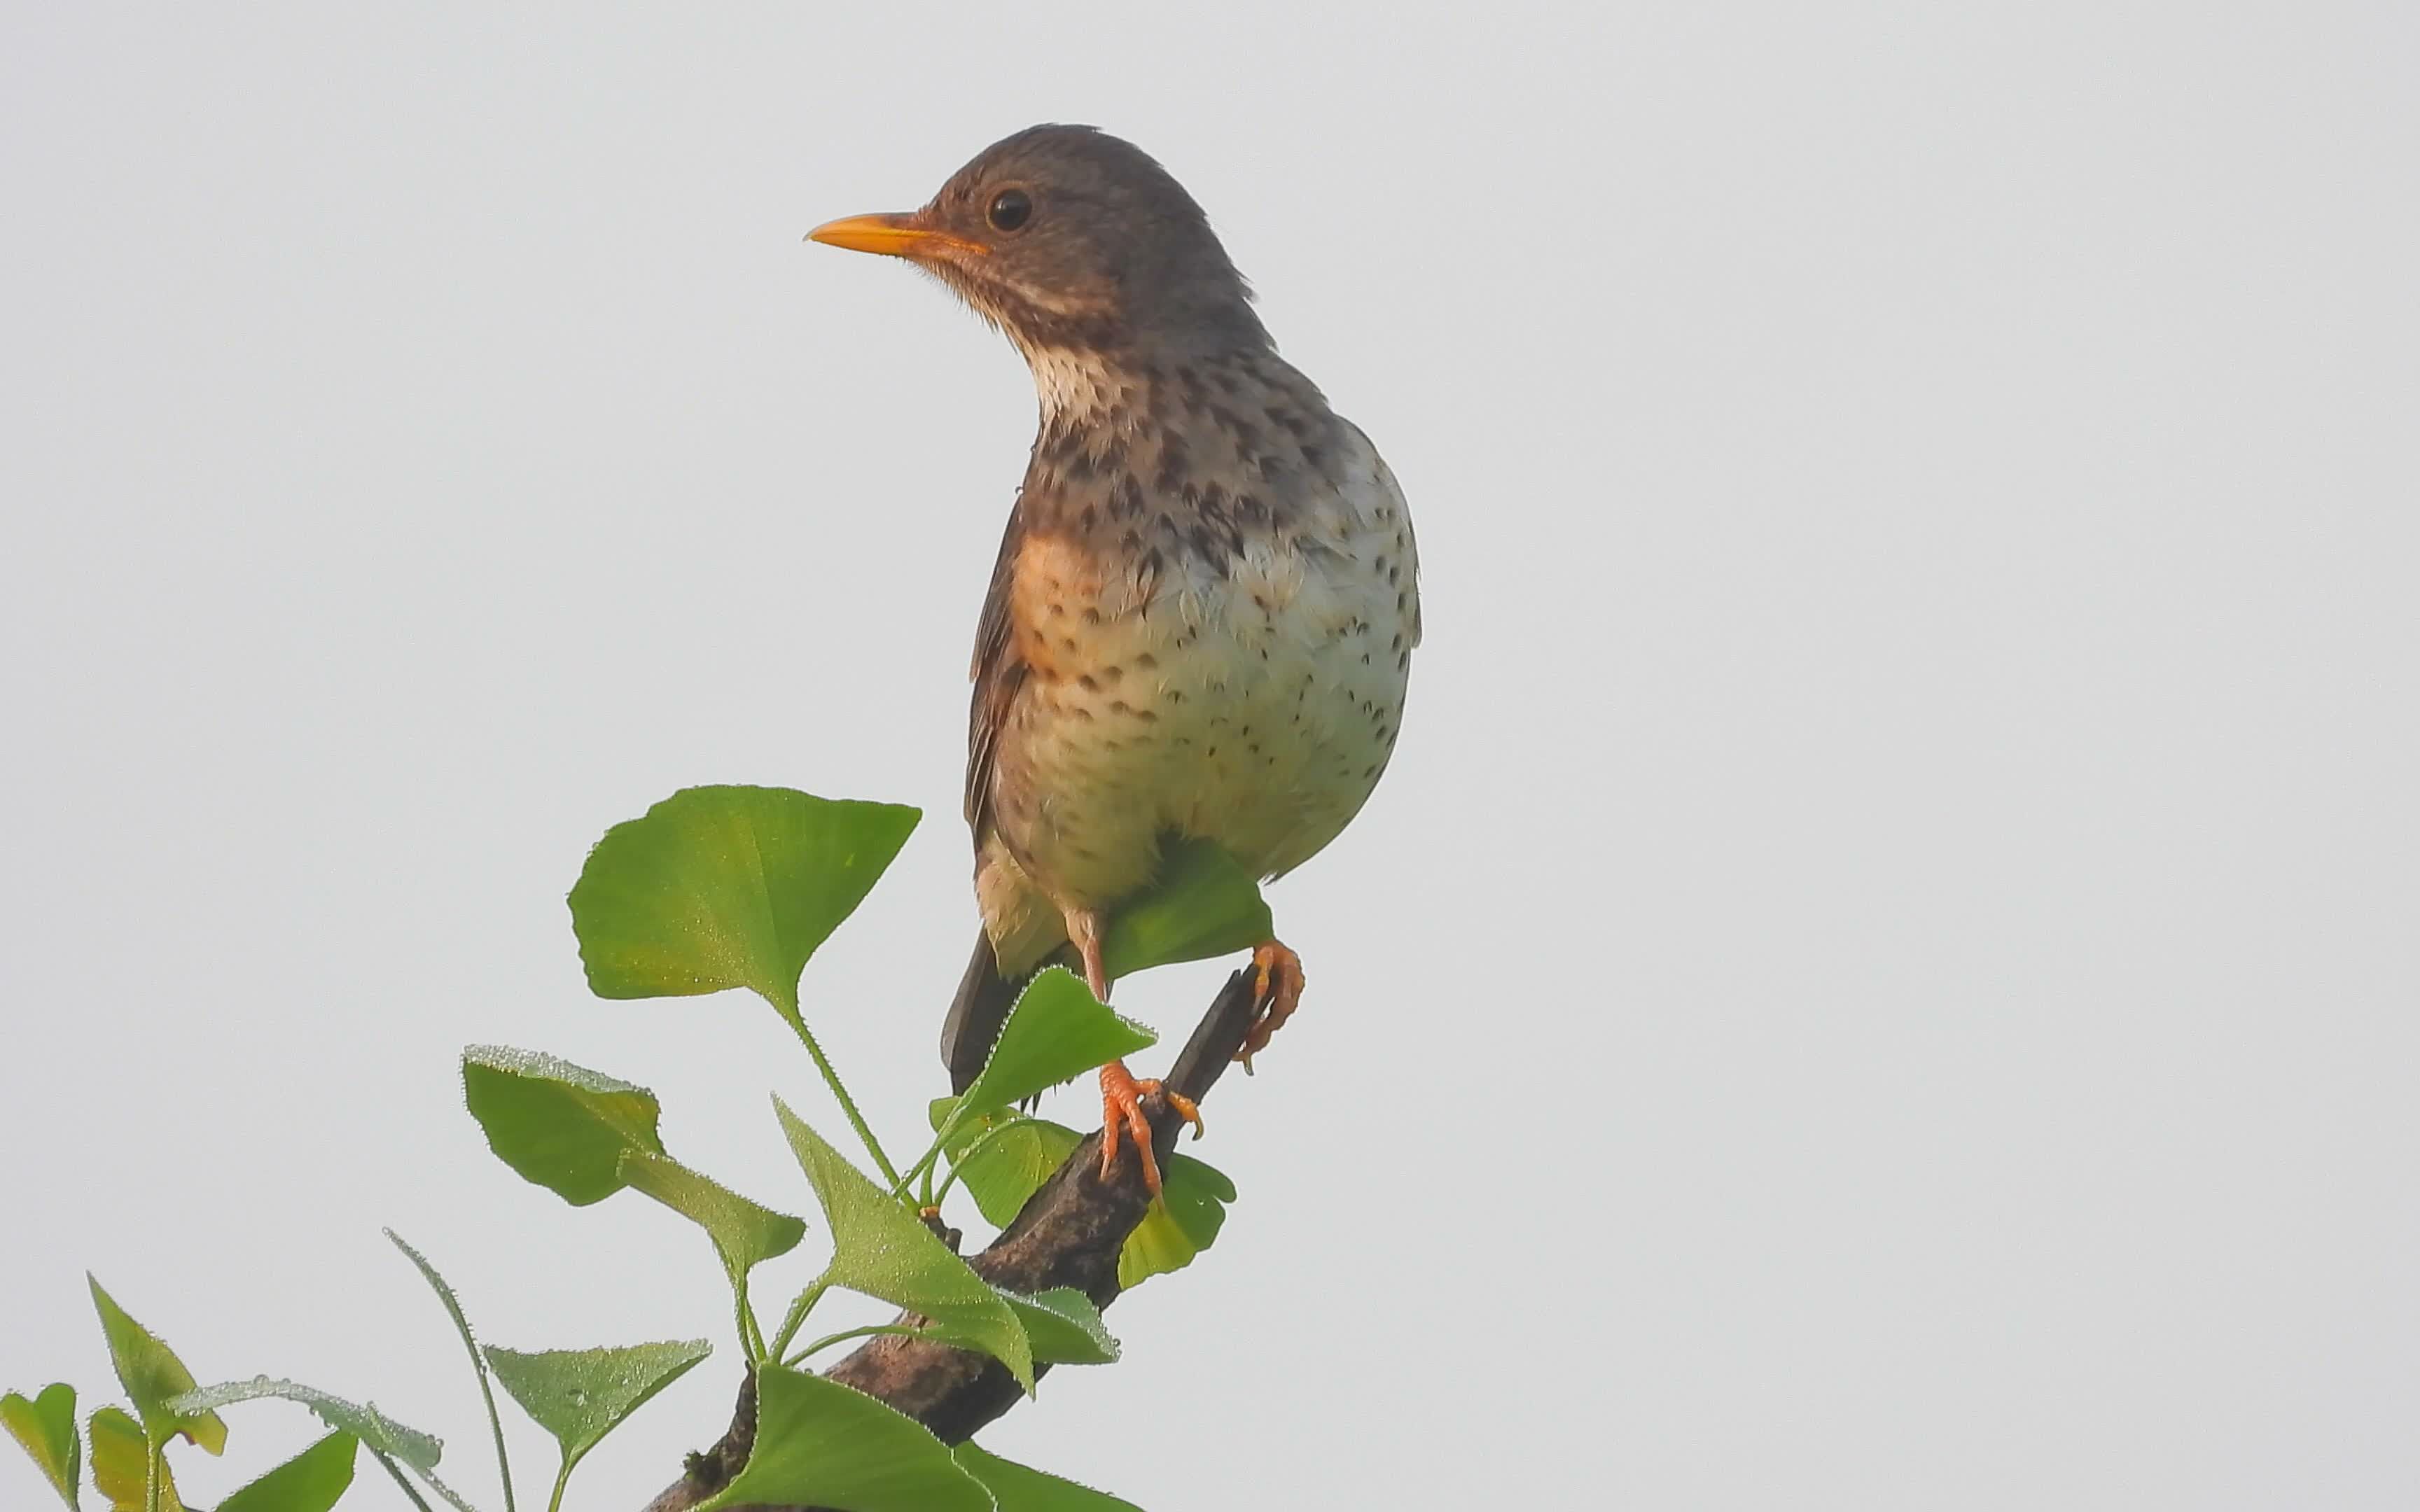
[5,4,2416,1508]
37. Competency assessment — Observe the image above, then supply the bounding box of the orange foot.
[1236,939,1306,1072]
[1098,1057,1202,1194]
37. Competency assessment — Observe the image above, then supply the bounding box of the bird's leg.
[1064,907,1112,1002]
[1097,1057,1201,1194]
[1236,938,1307,1071]
[1066,908,1203,1192]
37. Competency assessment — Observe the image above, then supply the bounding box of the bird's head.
[809,124,1269,361]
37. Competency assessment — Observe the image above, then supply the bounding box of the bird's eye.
[987,188,1034,233]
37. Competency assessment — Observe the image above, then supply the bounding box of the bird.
[810,125,1419,1194]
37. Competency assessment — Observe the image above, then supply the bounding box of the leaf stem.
[373,1450,439,1512]
[781,1323,937,1366]
[731,1268,766,1364]
[929,1116,1030,1209]
[144,1432,161,1512]
[546,1460,574,1512]
[887,1140,947,1202]
[386,1230,516,1512]
[776,1002,900,1186]
[479,1368,517,1512]
[767,1275,832,1362]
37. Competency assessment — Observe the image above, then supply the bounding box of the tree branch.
[641,966,1262,1512]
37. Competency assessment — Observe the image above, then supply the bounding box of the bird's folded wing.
[966,503,1030,848]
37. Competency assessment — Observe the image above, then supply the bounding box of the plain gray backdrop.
[5,4,2415,1508]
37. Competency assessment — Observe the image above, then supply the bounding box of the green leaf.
[953,1442,1141,1510]
[2,1384,80,1509]
[1115,1152,1237,1290]
[568,785,919,1016]
[217,1432,357,1512]
[386,1231,515,1512]
[484,1340,709,1474]
[89,1278,227,1455]
[167,1378,473,1512]
[947,969,1156,1126]
[929,1105,1081,1229]
[89,1406,182,1512]
[697,1365,990,1512]
[997,1289,1118,1366]
[1098,836,1272,982]
[618,1151,807,1278]
[168,1379,436,1469]
[775,1099,1033,1392]
[461,1044,666,1205]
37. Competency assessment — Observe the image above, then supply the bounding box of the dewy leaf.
[484,1340,709,1469]
[618,1151,807,1278]
[2,1383,80,1508]
[216,1432,357,1512]
[567,785,919,1016]
[948,969,1157,1126]
[953,1441,1142,1511]
[169,1376,445,1468]
[697,1365,991,1512]
[1115,1152,1237,1290]
[88,1278,227,1454]
[461,1044,666,1205]
[1098,836,1272,982]
[776,1098,1034,1392]
[171,1378,477,1512]
[89,1406,183,1512]
[997,1289,1119,1366]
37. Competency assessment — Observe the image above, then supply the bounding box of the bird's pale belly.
[982,524,1413,957]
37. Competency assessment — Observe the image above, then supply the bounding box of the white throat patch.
[1024,347,1122,424]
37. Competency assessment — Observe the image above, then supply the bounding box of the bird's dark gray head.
[810,125,1269,360]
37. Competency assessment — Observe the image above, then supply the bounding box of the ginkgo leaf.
[88,1406,182,1512]
[89,1279,225,1455]
[697,1366,990,1512]
[998,1289,1119,1366]
[461,1044,667,1205]
[1099,837,1272,981]
[216,1432,356,1512]
[2,1385,79,1509]
[947,970,1156,1128]
[484,1339,709,1478]
[168,1378,473,1512]
[955,1441,1142,1510]
[1116,1152,1237,1289]
[569,786,918,1018]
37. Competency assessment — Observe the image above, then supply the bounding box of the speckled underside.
[969,346,1421,976]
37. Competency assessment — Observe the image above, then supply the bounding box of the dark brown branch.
[641,967,1261,1512]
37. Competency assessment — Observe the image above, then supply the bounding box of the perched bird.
[811,125,1419,1193]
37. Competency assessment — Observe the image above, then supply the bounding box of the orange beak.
[806,212,989,260]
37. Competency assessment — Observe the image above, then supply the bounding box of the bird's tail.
[942,930,1020,1094]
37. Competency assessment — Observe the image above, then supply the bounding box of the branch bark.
[641,966,1262,1512]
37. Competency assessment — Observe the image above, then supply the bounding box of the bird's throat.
[1024,346,1130,426]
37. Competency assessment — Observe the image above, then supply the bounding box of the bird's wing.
[966,502,1029,848]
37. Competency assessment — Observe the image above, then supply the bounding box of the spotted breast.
[969,347,1420,979]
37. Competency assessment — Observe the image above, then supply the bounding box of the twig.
[639,966,1261,1512]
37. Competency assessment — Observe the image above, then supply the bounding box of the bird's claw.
[1236,939,1305,1070]
[1097,1060,1202,1195]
